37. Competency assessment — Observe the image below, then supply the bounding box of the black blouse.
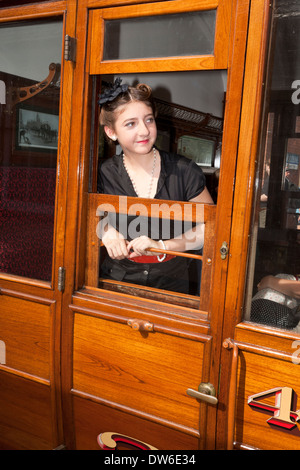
[98,150,206,241]
[98,150,206,201]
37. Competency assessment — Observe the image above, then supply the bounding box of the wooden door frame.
[60,0,261,449]
[88,0,232,74]
[217,0,273,449]
[0,0,77,448]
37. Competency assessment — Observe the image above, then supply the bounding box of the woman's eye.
[125,121,135,128]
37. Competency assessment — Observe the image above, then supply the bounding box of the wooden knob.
[127,319,154,332]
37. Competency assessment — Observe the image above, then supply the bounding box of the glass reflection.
[247,0,300,331]
[0,19,62,281]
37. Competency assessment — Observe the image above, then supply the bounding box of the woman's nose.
[138,120,150,135]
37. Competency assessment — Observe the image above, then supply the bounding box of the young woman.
[98,78,213,294]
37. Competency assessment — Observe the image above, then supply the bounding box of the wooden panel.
[0,1,66,23]
[225,324,300,450]
[73,395,199,450]
[100,0,219,17]
[215,0,272,448]
[234,350,300,450]
[0,371,53,450]
[0,293,52,380]
[73,312,211,431]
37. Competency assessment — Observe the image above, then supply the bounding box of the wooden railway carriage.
[0,0,299,451]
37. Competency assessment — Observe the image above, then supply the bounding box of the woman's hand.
[127,236,163,258]
[257,275,275,291]
[102,227,129,260]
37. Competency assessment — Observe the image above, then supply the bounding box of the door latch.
[187,382,218,405]
[220,241,229,260]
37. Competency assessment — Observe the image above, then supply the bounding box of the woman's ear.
[104,126,117,141]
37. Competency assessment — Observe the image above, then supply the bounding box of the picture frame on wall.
[177,135,215,166]
[15,105,59,152]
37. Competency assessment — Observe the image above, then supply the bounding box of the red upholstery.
[0,167,56,281]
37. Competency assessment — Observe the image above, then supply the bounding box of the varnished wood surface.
[0,371,54,450]
[202,0,252,449]
[215,0,273,448]
[0,293,52,379]
[0,288,61,449]
[73,396,200,450]
[0,1,66,21]
[0,0,77,450]
[233,325,300,450]
[72,311,212,431]
[1,0,299,452]
[89,0,231,74]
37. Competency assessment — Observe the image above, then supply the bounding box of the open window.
[80,0,230,315]
[83,69,226,313]
[86,193,216,311]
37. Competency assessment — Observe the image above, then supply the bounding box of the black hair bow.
[98,78,129,105]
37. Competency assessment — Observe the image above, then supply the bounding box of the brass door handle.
[187,382,218,405]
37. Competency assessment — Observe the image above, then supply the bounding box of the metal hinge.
[58,267,66,292]
[64,35,76,63]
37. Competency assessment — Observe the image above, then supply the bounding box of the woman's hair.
[99,83,156,129]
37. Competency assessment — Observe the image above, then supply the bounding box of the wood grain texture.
[0,371,54,450]
[73,395,200,450]
[235,350,300,450]
[73,312,211,431]
[0,294,52,379]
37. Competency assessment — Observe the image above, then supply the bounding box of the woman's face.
[105,101,157,158]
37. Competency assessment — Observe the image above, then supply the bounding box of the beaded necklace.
[123,148,157,198]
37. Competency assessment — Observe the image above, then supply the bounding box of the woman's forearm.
[164,224,204,253]
[258,275,300,299]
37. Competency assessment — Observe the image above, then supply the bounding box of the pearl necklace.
[123,148,157,198]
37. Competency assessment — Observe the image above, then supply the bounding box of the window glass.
[0,19,62,281]
[90,71,226,305]
[103,11,216,61]
[245,0,300,331]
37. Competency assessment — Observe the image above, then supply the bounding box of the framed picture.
[16,105,59,152]
[177,135,215,166]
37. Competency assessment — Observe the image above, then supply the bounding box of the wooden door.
[60,0,253,450]
[219,0,300,450]
[0,0,76,450]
